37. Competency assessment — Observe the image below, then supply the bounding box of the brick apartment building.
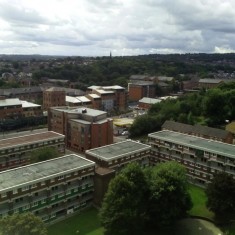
[87,85,127,111]
[0,131,65,171]
[0,98,23,119]
[162,120,234,144]
[0,87,43,103]
[0,154,95,222]
[85,140,151,205]
[48,106,113,152]
[0,98,43,120]
[148,130,235,186]
[128,82,156,102]
[43,87,66,110]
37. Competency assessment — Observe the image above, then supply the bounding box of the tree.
[0,212,48,235]
[206,172,235,220]
[30,146,60,163]
[147,161,192,228]
[99,163,149,235]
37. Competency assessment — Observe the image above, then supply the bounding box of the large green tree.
[100,161,192,234]
[206,172,235,220]
[30,146,60,163]
[147,161,192,228]
[99,163,149,235]
[0,212,47,235]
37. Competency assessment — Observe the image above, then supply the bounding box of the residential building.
[85,140,151,205]
[43,87,66,110]
[0,131,65,172]
[0,154,95,222]
[86,94,102,110]
[48,106,113,152]
[0,87,43,103]
[148,130,235,186]
[138,97,161,110]
[128,82,156,102]
[0,98,23,119]
[162,120,234,144]
[87,85,127,111]
[21,101,43,117]
[0,98,44,120]
[66,96,92,108]
[198,78,235,89]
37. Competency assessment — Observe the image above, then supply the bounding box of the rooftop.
[86,140,151,161]
[162,120,231,139]
[21,100,41,108]
[139,97,162,104]
[0,98,21,107]
[66,96,81,104]
[0,154,95,192]
[148,130,235,158]
[0,131,64,150]
[52,106,107,117]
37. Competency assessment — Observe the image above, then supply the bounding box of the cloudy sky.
[0,0,235,56]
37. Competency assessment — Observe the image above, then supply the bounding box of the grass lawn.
[48,207,104,235]
[188,184,214,220]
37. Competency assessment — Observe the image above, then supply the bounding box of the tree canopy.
[30,146,60,163]
[0,212,48,235]
[99,161,192,234]
[99,163,149,235]
[129,82,235,137]
[206,172,235,220]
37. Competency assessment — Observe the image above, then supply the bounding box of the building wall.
[138,102,151,110]
[0,105,23,119]
[0,135,65,172]
[43,90,66,110]
[148,135,235,187]
[0,164,95,222]
[128,85,143,101]
[48,108,113,152]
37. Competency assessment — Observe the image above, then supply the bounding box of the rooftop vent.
[82,108,87,113]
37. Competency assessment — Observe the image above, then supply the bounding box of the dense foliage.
[100,162,192,235]
[129,82,235,137]
[206,172,235,221]
[0,212,47,235]
[30,146,60,163]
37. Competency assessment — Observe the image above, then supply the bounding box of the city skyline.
[0,0,235,56]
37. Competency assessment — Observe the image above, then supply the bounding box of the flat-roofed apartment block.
[0,131,65,172]
[148,130,235,186]
[162,120,234,144]
[0,98,23,119]
[43,87,66,110]
[128,82,156,102]
[48,106,113,152]
[86,140,151,205]
[87,85,127,111]
[0,154,95,222]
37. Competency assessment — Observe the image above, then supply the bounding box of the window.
[22,205,30,211]
[58,175,64,180]
[22,186,29,191]
[31,184,37,189]
[41,182,46,186]
[13,189,18,194]
[32,201,38,207]
[1,192,7,198]
[41,199,46,204]
[50,179,55,183]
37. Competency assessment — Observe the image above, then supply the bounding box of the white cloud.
[0,0,235,55]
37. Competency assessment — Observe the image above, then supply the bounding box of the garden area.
[48,184,235,235]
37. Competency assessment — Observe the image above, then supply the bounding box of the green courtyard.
[48,185,235,235]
